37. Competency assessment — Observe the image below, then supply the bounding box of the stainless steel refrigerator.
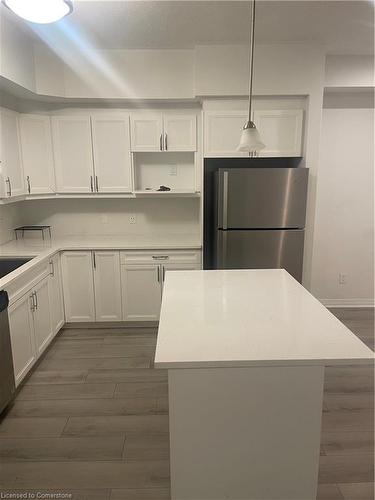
[214,167,309,282]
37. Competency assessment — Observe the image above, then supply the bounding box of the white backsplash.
[0,204,23,244]
[18,198,201,240]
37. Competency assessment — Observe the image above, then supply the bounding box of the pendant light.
[238,0,265,155]
[2,0,73,24]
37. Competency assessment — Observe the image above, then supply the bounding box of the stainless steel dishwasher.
[0,291,16,413]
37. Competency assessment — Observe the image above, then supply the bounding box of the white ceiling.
[3,0,374,55]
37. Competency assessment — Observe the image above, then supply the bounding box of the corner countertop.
[154,269,374,369]
[0,234,202,289]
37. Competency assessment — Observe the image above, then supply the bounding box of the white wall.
[0,14,36,91]
[18,198,201,239]
[311,93,374,307]
[0,204,22,244]
[325,55,375,88]
[34,44,195,99]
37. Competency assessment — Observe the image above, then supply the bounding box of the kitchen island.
[154,269,374,500]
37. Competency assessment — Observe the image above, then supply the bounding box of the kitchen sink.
[0,258,32,279]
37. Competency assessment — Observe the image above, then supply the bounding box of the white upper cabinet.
[61,251,96,322]
[204,109,304,157]
[19,114,55,194]
[204,110,248,157]
[91,115,133,193]
[163,114,197,151]
[93,251,122,321]
[130,113,197,152]
[130,114,163,152]
[253,110,303,157]
[52,116,94,193]
[0,107,25,198]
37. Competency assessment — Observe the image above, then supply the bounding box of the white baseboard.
[320,298,375,308]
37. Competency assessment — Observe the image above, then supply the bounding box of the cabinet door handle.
[5,177,11,197]
[33,291,38,310]
[90,176,94,192]
[95,176,99,192]
[164,133,168,151]
[163,266,166,281]
[49,260,55,276]
[30,294,35,311]
[93,252,96,269]
[159,134,163,151]
[26,176,31,194]
[157,266,160,283]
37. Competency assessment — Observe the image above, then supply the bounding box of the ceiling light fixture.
[2,0,73,24]
[238,0,265,155]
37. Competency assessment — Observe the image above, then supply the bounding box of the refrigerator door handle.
[217,230,228,269]
[222,171,229,230]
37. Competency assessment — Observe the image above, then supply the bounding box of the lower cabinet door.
[48,254,65,334]
[121,264,162,321]
[93,251,122,321]
[8,292,36,386]
[61,251,95,322]
[33,277,53,355]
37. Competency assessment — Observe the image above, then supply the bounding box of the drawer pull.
[152,255,169,260]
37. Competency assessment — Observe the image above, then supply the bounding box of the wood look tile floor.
[0,308,373,500]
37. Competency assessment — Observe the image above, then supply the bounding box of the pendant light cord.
[248,0,256,123]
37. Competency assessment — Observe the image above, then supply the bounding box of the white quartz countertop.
[0,234,201,289]
[155,269,374,368]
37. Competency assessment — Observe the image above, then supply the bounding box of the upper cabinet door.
[253,110,303,157]
[204,111,248,157]
[52,116,94,193]
[93,251,122,321]
[91,115,132,193]
[163,114,197,151]
[19,114,55,194]
[1,108,25,197]
[130,114,163,151]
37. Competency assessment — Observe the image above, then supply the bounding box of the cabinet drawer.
[120,250,201,266]
[6,260,50,305]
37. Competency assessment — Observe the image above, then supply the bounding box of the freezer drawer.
[217,168,308,229]
[215,229,305,282]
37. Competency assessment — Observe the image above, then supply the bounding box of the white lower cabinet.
[120,251,201,321]
[93,251,122,321]
[61,251,96,322]
[33,278,53,356]
[61,250,122,322]
[60,249,201,323]
[48,254,65,334]
[8,292,36,386]
[8,275,53,385]
[121,264,162,321]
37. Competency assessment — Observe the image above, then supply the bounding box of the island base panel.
[168,365,324,500]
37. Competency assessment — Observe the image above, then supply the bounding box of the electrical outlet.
[129,214,136,224]
[169,164,177,176]
[339,273,347,285]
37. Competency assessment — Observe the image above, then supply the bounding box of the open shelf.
[134,189,200,197]
[133,152,197,193]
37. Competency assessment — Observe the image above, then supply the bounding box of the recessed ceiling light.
[2,0,73,24]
